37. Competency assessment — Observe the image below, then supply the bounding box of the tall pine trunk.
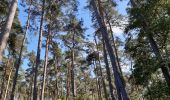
[94,35,108,100]
[66,63,71,100]
[40,23,51,100]
[28,62,35,100]
[105,14,124,100]
[130,0,170,87]
[33,0,45,99]
[0,0,18,61]
[10,2,32,99]
[91,0,129,99]
[105,12,123,78]
[71,48,75,98]
[71,32,76,98]
[54,57,59,100]
[102,38,115,100]
[54,71,59,100]
[93,60,102,100]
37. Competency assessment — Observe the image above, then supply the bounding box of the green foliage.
[125,0,170,99]
[144,80,170,100]
[51,41,62,58]
[0,0,8,15]
[8,33,17,55]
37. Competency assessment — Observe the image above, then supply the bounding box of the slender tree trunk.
[93,60,102,100]
[29,62,35,100]
[10,2,32,99]
[55,74,58,99]
[94,35,108,100]
[0,56,10,99]
[71,48,75,98]
[61,81,63,97]
[54,58,59,100]
[33,0,45,99]
[104,14,123,100]
[95,60,106,100]
[130,0,170,87]
[98,0,123,77]
[66,63,71,100]
[4,59,14,100]
[102,38,115,100]
[71,32,76,98]
[91,0,129,100]
[105,12,124,78]
[40,21,51,100]
[0,0,18,61]
[29,79,33,100]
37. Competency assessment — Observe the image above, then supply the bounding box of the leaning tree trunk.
[10,2,32,99]
[33,0,45,99]
[148,35,170,87]
[105,13,123,100]
[0,0,18,61]
[91,0,129,100]
[94,35,108,100]
[130,0,170,87]
[105,12,124,78]
[102,38,115,100]
[40,23,51,100]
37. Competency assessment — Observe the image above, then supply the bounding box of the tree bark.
[0,0,18,61]
[54,58,59,100]
[94,35,108,100]
[105,12,124,78]
[29,62,34,100]
[93,60,102,100]
[102,38,115,100]
[10,2,32,99]
[105,14,123,100]
[40,24,50,100]
[33,0,45,99]
[71,31,76,98]
[66,63,71,100]
[91,0,129,100]
[71,48,75,98]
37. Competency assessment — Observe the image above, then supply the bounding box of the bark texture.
[0,0,18,61]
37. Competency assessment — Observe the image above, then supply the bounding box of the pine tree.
[90,0,129,99]
[32,0,46,99]
[0,0,18,61]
